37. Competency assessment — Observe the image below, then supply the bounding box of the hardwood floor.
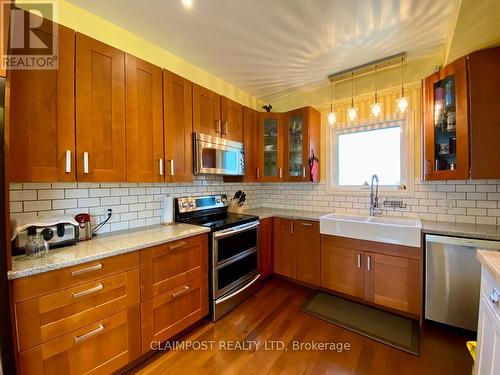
[128,277,474,375]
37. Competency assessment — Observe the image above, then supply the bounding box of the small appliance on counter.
[11,215,79,254]
[75,213,92,241]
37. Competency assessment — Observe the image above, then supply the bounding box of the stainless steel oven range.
[175,194,260,321]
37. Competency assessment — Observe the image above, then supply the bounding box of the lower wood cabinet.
[259,218,274,279]
[321,235,422,316]
[274,218,320,286]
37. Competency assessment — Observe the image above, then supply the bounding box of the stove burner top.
[181,213,258,231]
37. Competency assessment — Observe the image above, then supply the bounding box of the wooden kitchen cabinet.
[221,96,243,142]
[364,252,421,315]
[75,33,126,182]
[258,112,284,182]
[163,70,193,182]
[321,235,364,299]
[140,234,209,353]
[284,107,321,182]
[273,217,296,278]
[125,54,164,182]
[296,220,320,285]
[259,217,274,279]
[192,84,221,138]
[0,0,10,78]
[8,19,76,182]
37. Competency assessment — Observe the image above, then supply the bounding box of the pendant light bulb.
[371,64,382,118]
[347,72,358,122]
[327,77,337,125]
[396,55,409,113]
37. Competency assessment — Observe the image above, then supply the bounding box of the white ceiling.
[67,0,453,102]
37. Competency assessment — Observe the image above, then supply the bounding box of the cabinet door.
[0,0,10,77]
[221,96,243,142]
[273,217,296,278]
[423,57,469,180]
[258,112,284,182]
[364,252,421,315]
[259,217,274,279]
[296,220,320,286]
[9,20,75,182]
[475,295,500,375]
[320,236,364,298]
[76,33,126,182]
[192,84,221,138]
[125,54,164,182]
[163,70,193,182]
[284,108,309,182]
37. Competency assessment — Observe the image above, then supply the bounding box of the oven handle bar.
[215,274,260,305]
[213,220,259,239]
[213,247,258,270]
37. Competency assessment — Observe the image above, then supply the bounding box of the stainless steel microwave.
[193,133,244,176]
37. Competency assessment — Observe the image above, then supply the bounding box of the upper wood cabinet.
[258,112,284,182]
[221,96,243,142]
[284,107,321,182]
[125,54,164,182]
[163,70,193,182]
[423,47,500,180]
[192,84,221,138]
[8,20,76,182]
[75,33,126,182]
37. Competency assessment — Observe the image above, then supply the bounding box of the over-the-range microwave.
[193,132,244,176]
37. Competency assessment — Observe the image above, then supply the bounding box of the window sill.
[326,186,414,197]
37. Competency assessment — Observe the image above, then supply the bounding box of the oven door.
[194,133,244,176]
[212,221,259,299]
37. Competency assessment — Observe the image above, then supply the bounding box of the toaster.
[15,223,78,250]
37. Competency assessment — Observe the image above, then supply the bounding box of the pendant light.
[396,56,409,113]
[347,72,358,122]
[370,64,382,118]
[327,78,337,125]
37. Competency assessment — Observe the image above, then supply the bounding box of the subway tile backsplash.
[9,177,500,234]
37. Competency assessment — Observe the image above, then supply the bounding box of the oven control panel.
[177,194,228,213]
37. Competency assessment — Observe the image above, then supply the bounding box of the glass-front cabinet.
[258,112,283,182]
[423,57,469,180]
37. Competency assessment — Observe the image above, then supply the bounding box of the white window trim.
[327,111,415,196]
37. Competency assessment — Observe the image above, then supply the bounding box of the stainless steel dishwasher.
[425,234,500,331]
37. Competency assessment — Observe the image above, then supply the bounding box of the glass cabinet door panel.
[288,114,303,177]
[263,118,278,177]
[433,75,457,172]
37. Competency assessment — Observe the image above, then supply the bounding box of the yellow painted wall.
[15,0,262,109]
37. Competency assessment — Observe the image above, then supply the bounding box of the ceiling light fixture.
[347,72,358,122]
[396,55,409,113]
[181,0,194,10]
[327,78,337,125]
[370,64,382,118]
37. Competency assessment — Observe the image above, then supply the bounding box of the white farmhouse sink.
[319,213,422,248]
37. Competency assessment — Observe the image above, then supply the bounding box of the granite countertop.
[8,223,210,280]
[244,207,324,221]
[477,250,500,285]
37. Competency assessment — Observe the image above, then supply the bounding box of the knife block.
[227,198,244,213]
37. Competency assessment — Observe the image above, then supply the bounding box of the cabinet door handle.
[223,121,228,135]
[83,152,89,174]
[159,159,164,176]
[367,256,371,272]
[74,324,104,344]
[169,241,187,250]
[357,254,361,269]
[171,285,190,300]
[169,160,174,176]
[290,221,294,235]
[300,222,312,227]
[65,150,71,173]
[302,165,306,178]
[71,263,102,277]
[72,283,103,299]
[216,119,222,133]
[279,167,283,179]
[490,288,500,305]
[256,167,260,179]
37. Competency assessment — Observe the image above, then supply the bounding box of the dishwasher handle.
[425,234,500,250]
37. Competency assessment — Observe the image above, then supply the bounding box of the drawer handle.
[490,288,500,305]
[357,254,361,269]
[71,263,103,277]
[72,283,103,299]
[367,256,372,272]
[300,222,313,227]
[171,286,190,300]
[74,324,104,344]
[169,241,187,250]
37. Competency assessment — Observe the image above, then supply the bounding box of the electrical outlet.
[444,199,454,209]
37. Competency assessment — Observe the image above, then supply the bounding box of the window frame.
[327,112,415,196]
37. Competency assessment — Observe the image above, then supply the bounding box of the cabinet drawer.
[18,307,141,375]
[140,234,208,300]
[141,276,208,353]
[16,269,140,352]
[12,252,139,302]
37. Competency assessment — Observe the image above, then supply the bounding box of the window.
[328,115,414,194]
